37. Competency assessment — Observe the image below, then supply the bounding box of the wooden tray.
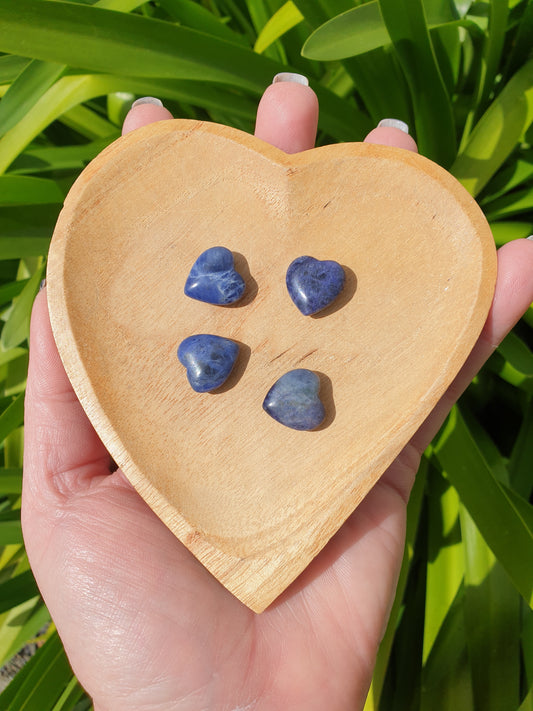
[47,120,496,612]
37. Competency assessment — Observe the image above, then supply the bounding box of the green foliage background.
[0,0,531,708]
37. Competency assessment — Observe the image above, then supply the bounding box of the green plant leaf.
[302,0,462,61]
[158,0,248,45]
[50,676,88,711]
[502,0,533,82]
[481,150,533,202]
[0,55,30,83]
[484,186,533,222]
[9,139,112,175]
[0,510,22,546]
[0,281,29,307]
[473,0,509,120]
[254,1,304,54]
[452,58,533,196]
[0,393,25,444]
[0,631,74,710]
[0,601,49,669]
[0,60,66,139]
[420,584,474,709]
[489,221,532,247]
[1,263,44,350]
[0,0,366,144]
[0,570,39,615]
[378,0,457,166]
[59,104,119,141]
[0,468,22,494]
[459,505,521,711]
[491,330,533,393]
[509,399,533,498]
[433,406,533,607]
[0,238,51,260]
[0,176,64,206]
[423,466,464,663]
[0,0,278,89]
[369,455,428,708]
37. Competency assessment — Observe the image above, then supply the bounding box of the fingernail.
[131,97,164,109]
[39,278,47,291]
[272,72,309,87]
[527,235,533,241]
[378,118,410,134]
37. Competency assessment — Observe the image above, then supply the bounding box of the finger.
[122,97,174,135]
[364,118,418,152]
[254,73,319,153]
[23,290,112,505]
[412,237,533,452]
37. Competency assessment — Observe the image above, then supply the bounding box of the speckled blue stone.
[286,256,345,315]
[263,369,325,431]
[178,334,239,392]
[184,246,245,305]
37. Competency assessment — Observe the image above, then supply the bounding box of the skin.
[23,81,533,711]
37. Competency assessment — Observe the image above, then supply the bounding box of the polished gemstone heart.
[47,119,496,612]
[185,246,245,305]
[178,334,239,392]
[263,369,325,430]
[286,256,345,315]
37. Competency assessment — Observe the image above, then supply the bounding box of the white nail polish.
[527,235,533,241]
[272,72,309,87]
[378,118,410,134]
[131,97,164,108]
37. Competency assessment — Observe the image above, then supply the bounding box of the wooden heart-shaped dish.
[47,120,496,612]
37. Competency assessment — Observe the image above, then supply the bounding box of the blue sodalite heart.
[263,369,325,431]
[184,246,245,305]
[178,334,239,392]
[286,256,345,315]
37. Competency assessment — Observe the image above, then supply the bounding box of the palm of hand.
[22,83,533,711]
[24,424,410,711]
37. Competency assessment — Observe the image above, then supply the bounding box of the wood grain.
[47,120,496,612]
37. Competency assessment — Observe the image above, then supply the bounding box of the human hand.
[23,75,533,711]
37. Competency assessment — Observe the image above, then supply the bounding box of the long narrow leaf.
[0,510,22,546]
[0,56,30,84]
[460,505,521,711]
[474,0,509,119]
[0,631,74,710]
[378,0,457,166]
[158,0,249,45]
[509,399,533,498]
[0,1,367,143]
[452,59,533,196]
[421,584,474,710]
[0,0,275,89]
[423,466,464,662]
[491,331,533,393]
[0,176,64,206]
[302,0,461,61]
[433,406,533,607]
[254,2,304,54]
[0,468,22,494]
[368,456,427,708]
[484,187,533,222]
[0,570,40,615]
[1,263,44,350]
[489,221,533,247]
[0,393,25,443]
[0,60,66,139]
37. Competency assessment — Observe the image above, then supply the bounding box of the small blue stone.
[185,246,245,305]
[286,256,345,315]
[178,334,239,392]
[263,369,325,431]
